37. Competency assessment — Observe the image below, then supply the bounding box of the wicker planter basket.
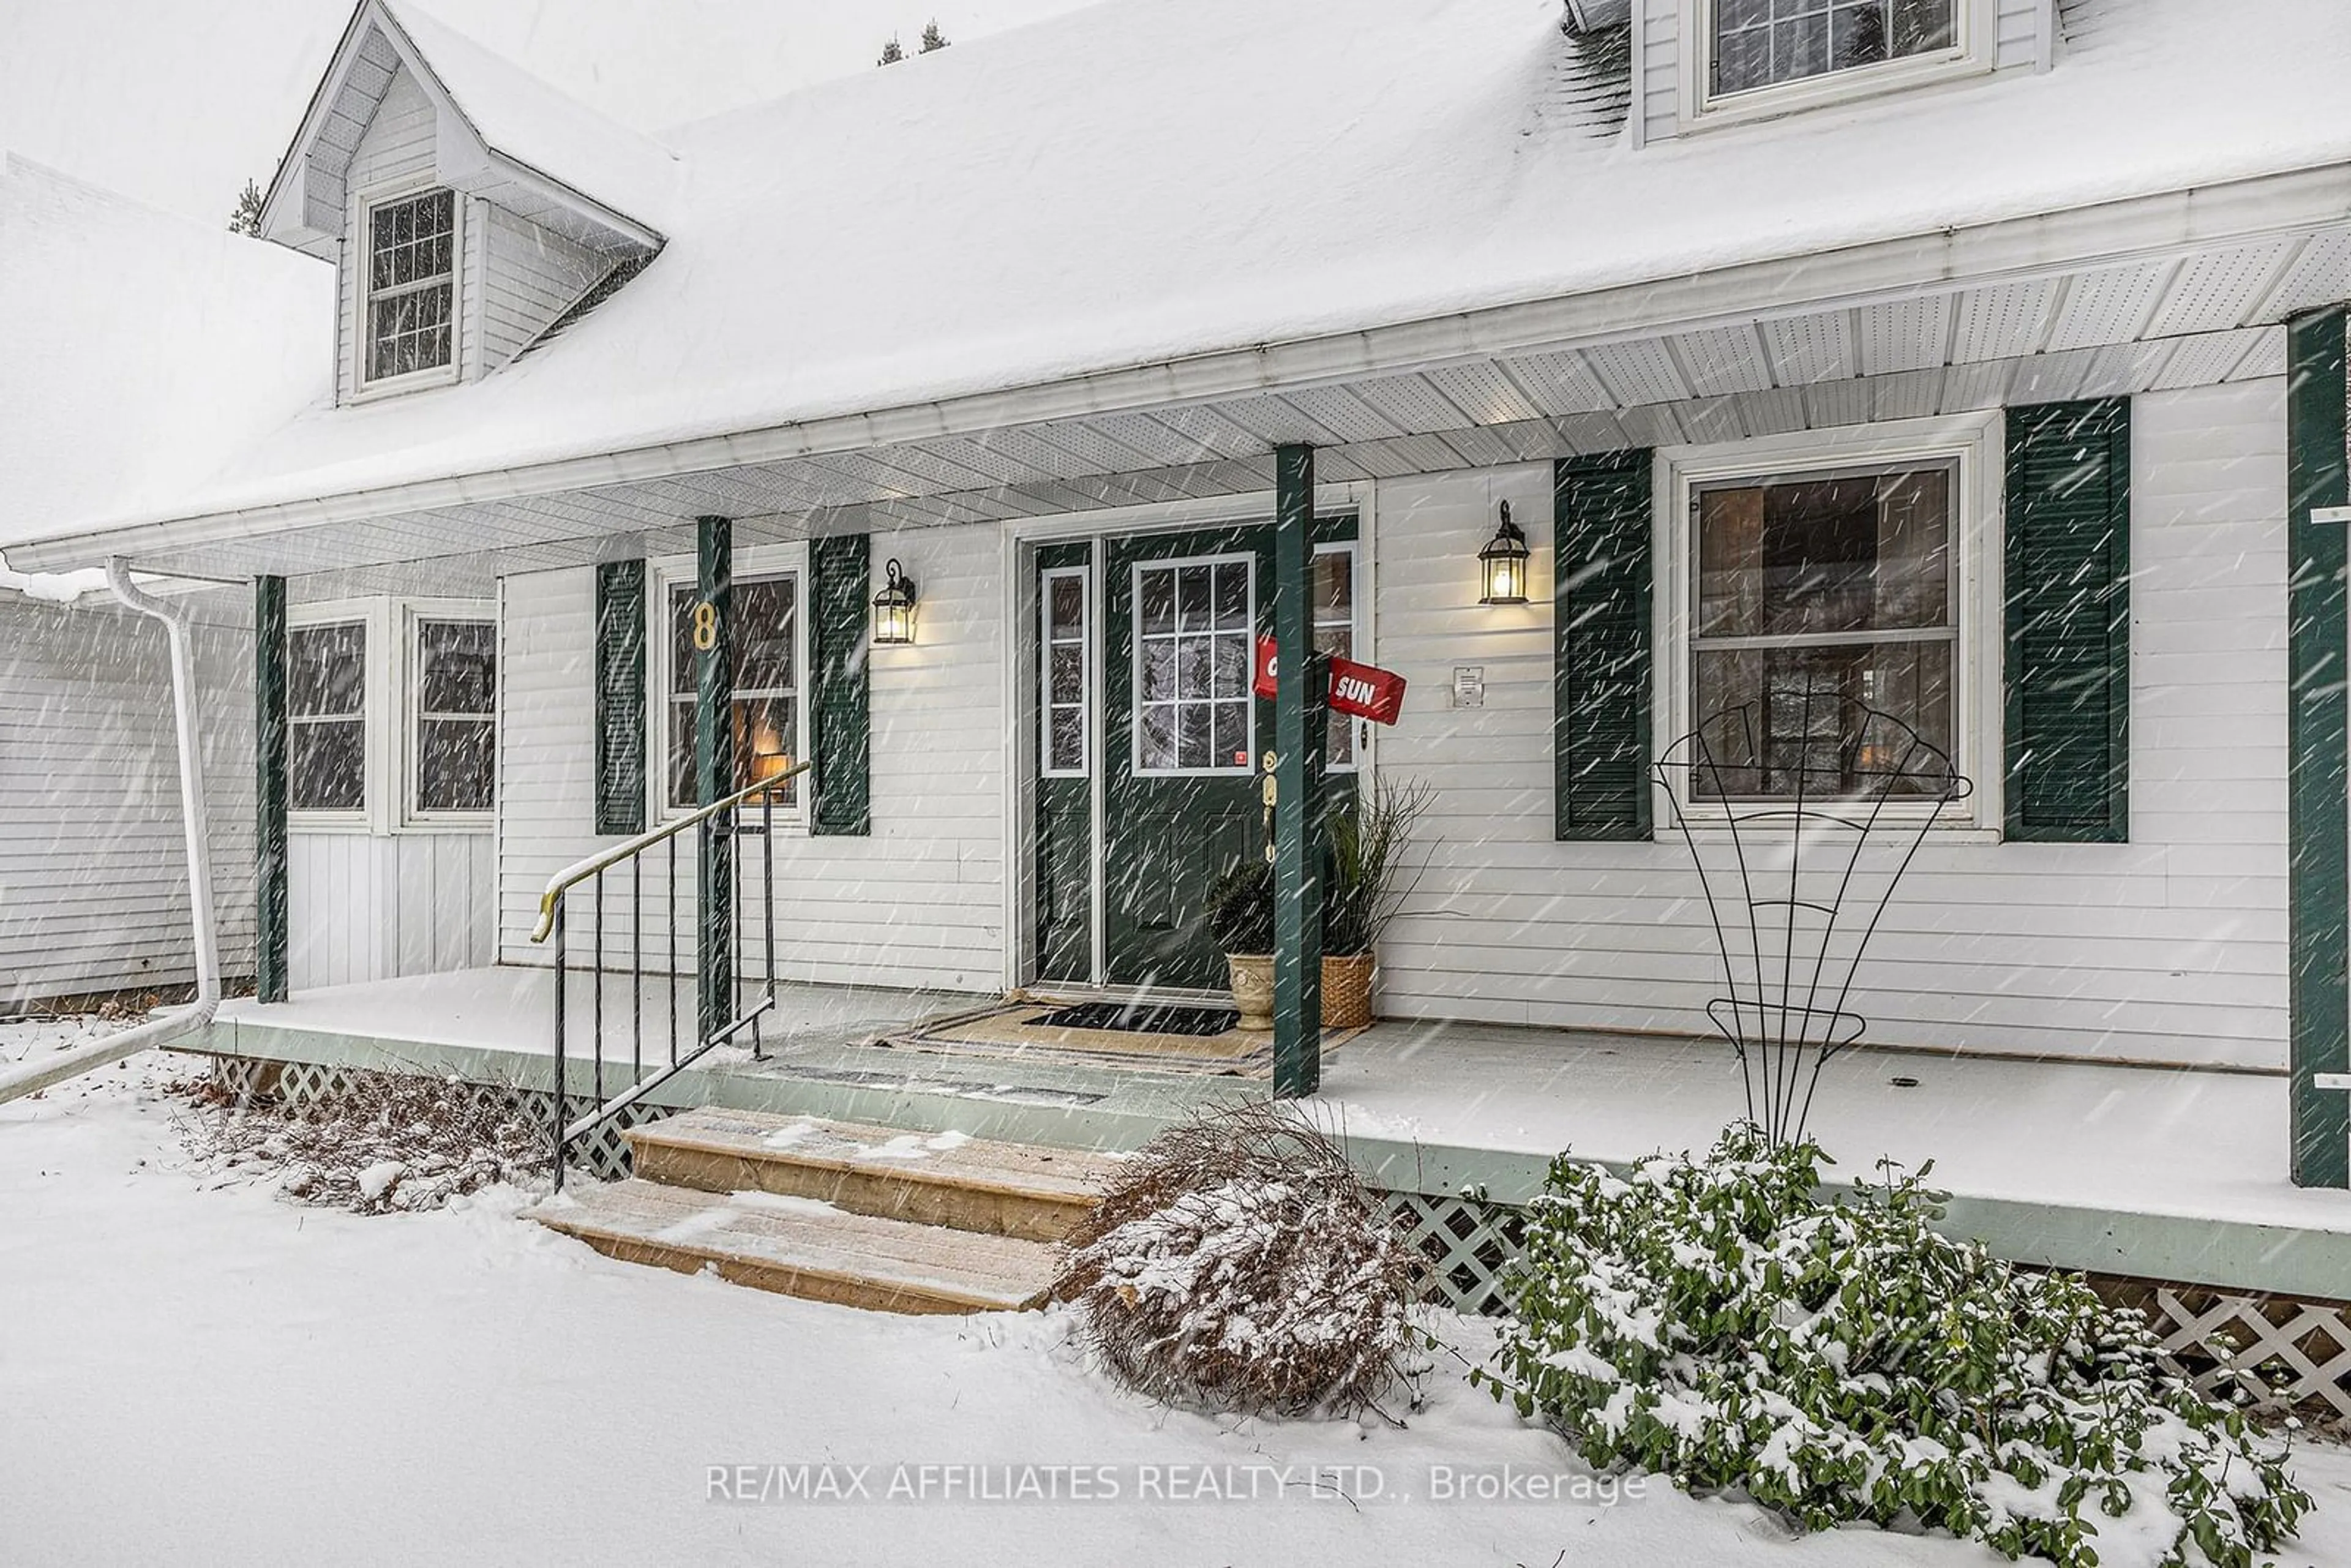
[1321,953,1376,1030]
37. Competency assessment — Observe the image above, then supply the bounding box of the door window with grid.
[1041,568,1090,777]
[289,621,367,813]
[1689,460,1956,799]
[668,576,799,809]
[1711,0,1955,96]
[1134,556,1253,775]
[363,189,456,383]
[413,620,495,814]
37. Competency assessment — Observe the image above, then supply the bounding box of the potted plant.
[1205,857,1275,1030]
[1320,775,1433,1030]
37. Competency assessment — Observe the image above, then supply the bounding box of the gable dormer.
[256,0,673,403]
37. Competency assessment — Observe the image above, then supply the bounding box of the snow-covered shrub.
[1055,1101,1425,1417]
[175,1067,543,1214]
[1478,1125,2310,1568]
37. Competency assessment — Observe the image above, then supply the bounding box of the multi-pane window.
[364,189,456,383]
[1689,461,1955,798]
[1712,0,1955,96]
[1134,557,1253,774]
[289,622,367,812]
[413,620,495,814]
[1041,568,1090,777]
[1312,544,1360,770]
[668,576,798,810]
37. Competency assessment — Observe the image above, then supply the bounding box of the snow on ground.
[9,1030,2351,1567]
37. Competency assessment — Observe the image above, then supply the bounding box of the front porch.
[198,966,2351,1305]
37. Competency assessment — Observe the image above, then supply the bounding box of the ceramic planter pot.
[1225,953,1275,1030]
[1322,952,1376,1030]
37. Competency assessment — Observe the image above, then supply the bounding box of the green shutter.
[593,559,647,836]
[2004,397,2131,844]
[809,533,872,837]
[1554,449,1654,841]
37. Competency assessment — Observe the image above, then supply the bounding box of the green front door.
[1103,525,1275,989]
[1030,517,1360,992]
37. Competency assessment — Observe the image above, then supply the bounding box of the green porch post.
[2289,308,2350,1188]
[1272,443,1325,1098]
[255,574,288,1003]
[695,516,735,1042]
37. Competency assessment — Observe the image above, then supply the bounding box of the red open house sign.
[1251,636,1408,726]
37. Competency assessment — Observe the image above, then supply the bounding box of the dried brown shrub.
[1054,1100,1425,1418]
[173,1067,544,1214]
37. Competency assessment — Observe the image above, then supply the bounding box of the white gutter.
[12,162,2349,574]
[0,557,222,1105]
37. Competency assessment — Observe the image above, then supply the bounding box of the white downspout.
[0,557,222,1105]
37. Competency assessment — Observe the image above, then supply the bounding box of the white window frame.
[1313,539,1365,775]
[1678,0,1997,131]
[1128,550,1259,780]
[400,601,498,829]
[287,598,392,833]
[350,179,463,400]
[650,545,812,830]
[1039,565,1093,780]
[1654,413,2002,835]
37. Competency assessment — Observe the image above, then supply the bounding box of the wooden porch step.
[530,1179,1057,1315]
[626,1108,1121,1243]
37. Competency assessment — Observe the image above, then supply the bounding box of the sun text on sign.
[1251,636,1407,726]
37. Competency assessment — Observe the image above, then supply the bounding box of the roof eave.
[17,161,2349,574]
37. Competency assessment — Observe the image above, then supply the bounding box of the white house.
[0,157,321,1007]
[9,0,2351,1387]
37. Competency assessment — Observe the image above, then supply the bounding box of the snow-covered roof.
[10,0,2351,553]
[257,0,676,259]
[0,156,332,551]
[381,2,679,237]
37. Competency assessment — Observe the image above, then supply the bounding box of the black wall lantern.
[872,557,919,646]
[1479,500,1531,606]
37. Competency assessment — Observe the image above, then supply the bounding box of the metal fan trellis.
[1654,695,1972,1146]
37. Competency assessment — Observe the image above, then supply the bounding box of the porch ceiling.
[77,220,2351,596]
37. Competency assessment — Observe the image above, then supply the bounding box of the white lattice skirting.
[209,1057,670,1181]
[207,1057,2351,1419]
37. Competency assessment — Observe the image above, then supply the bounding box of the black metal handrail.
[531,760,809,1187]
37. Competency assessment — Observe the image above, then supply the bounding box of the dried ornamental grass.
[1054,1101,1425,1418]
[175,1067,545,1214]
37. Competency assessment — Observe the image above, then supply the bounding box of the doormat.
[877,1001,1360,1078]
[1031,1001,1240,1037]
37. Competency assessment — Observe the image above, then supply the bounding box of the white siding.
[478,204,606,370]
[1635,0,1679,146]
[286,831,493,990]
[1994,0,2052,71]
[494,526,1007,996]
[1368,377,2287,1068]
[0,596,257,1005]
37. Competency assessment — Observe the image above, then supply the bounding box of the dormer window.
[361,187,457,387]
[1713,0,1954,94]
[1682,0,1991,127]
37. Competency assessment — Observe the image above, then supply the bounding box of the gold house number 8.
[691,601,718,651]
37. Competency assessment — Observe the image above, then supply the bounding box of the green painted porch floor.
[203,967,2351,1300]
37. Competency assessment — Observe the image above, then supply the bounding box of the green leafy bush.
[1204,858,1273,955]
[1477,1126,2310,1568]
